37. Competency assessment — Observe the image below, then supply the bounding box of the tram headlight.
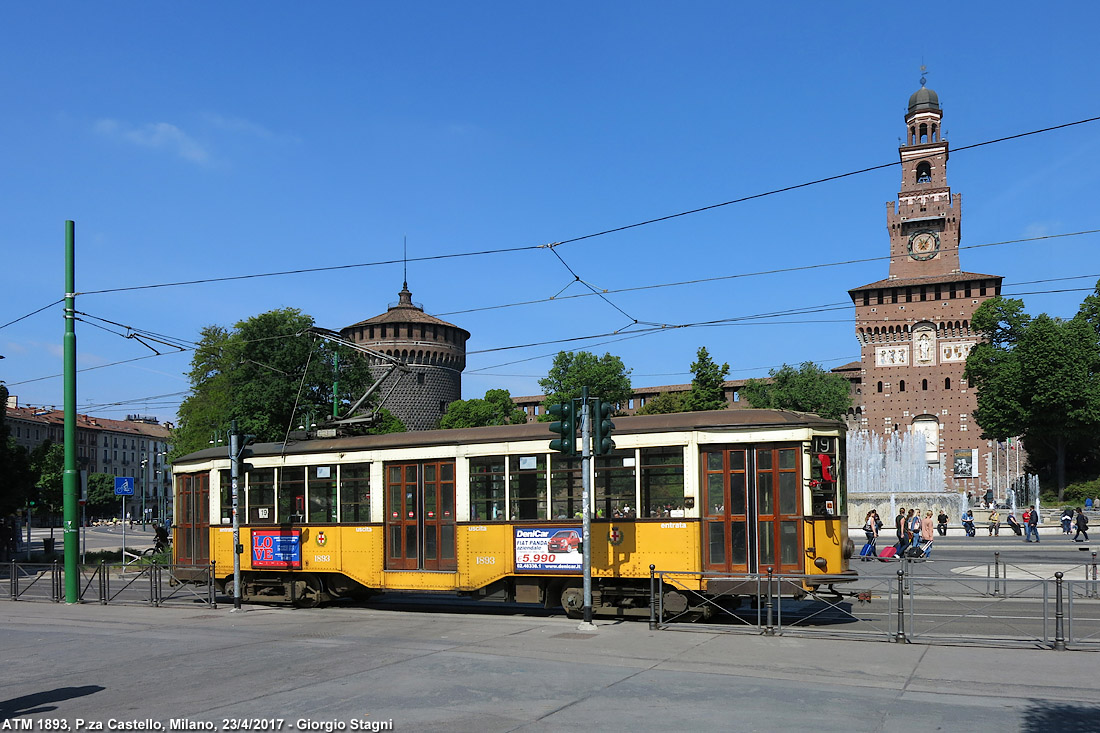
[814,557,828,570]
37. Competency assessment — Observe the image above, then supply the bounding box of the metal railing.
[5,560,218,607]
[649,558,1100,651]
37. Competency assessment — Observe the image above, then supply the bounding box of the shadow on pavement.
[1021,700,1100,733]
[0,685,105,718]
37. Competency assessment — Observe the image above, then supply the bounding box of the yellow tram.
[171,409,854,613]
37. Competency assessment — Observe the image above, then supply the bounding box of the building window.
[877,381,883,393]
[899,380,906,392]
[945,377,951,390]
[922,379,929,391]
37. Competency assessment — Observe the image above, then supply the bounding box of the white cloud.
[94,118,211,163]
[202,112,299,143]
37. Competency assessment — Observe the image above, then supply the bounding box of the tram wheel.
[560,584,584,619]
[292,574,324,608]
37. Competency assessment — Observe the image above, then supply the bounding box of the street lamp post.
[140,457,148,530]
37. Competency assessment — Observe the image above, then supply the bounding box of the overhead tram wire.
[62,116,1100,299]
[437,229,1100,318]
[0,299,63,331]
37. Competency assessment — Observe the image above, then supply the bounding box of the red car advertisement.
[515,527,582,572]
[251,528,302,569]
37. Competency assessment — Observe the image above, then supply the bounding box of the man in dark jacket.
[1025,505,1040,543]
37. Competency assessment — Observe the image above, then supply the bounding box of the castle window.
[931,124,938,142]
[945,378,951,390]
[916,161,932,183]
[909,126,916,145]
[899,380,906,392]
[417,373,425,385]
[919,123,928,143]
[922,379,929,391]
[877,381,883,393]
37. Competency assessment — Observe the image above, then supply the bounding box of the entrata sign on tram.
[514,527,582,572]
[251,528,302,569]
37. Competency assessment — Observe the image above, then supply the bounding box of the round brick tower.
[340,283,469,431]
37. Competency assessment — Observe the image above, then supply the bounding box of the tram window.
[759,521,775,565]
[641,448,684,518]
[247,468,275,524]
[550,456,582,519]
[470,457,506,521]
[308,465,338,523]
[594,451,635,519]
[278,467,306,523]
[509,455,546,520]
[730,521,747,565]
[339,463,370,523]
[780,522,799,565]
[219,471,233,524]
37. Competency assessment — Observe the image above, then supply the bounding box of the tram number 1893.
[474,556,496,565]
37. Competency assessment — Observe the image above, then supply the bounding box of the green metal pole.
[63,220,79,603]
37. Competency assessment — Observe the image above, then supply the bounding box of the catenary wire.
[65,117,1100,298]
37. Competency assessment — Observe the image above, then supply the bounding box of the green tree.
[439,389,527,429]
[86,473,121,516]
[682,346,730,412]
[966,293,1100,500]
[538,351,632,419]
[174,308,382,458]
[740,362,851,420]
[636,391,684,415]
[29,441,64,516]
[0,384,35,515]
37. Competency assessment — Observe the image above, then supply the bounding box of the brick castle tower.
[848,75,1003,487]
[340,282,469,431]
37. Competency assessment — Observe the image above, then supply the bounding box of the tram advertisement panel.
[251,528,302,569]
[515,526,582,572]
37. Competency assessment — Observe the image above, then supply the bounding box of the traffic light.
[548,402,576,455]
[593,399,615,455]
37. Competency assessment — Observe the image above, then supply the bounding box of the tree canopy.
[0,384,35,515]
[538,351,633,418]
[740,362,851,420]
[682,346,730,412]
[966,286,1100,499]
[636,391,684,415]
[174,308,396,458]
[439,389,527,429]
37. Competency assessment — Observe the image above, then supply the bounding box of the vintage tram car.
[171,409,854,613]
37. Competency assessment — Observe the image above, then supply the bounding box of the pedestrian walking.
[895,507,907,553]
[1074,508,1090,542]
[1025,505,1040,543]
[861,510,878,560]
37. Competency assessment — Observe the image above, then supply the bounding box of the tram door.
[175,472,210,566]
[702,446,803,574]
[385,460,457,571]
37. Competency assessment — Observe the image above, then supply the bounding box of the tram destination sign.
[251,528,302,569]
[514,526,583,573]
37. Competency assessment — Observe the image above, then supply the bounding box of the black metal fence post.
[993,551,1001,596]
[9,560,16,601]
[53,560,61,602]
[648,564,657,630]
[99,560,107,605]
[1053,571,1067,651]
[764,567,775,636]
[209,562,217,609]
[1091,552,1098,599]
[894,569,907,643]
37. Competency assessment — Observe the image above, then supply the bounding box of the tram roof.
[176,409,843,464]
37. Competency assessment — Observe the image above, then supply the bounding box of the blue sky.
[2,2,1098,423]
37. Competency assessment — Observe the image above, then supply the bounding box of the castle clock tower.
[848,74,1003,487]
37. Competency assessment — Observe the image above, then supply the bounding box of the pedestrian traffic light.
[548,402,576,455]
[593,399,615,455]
